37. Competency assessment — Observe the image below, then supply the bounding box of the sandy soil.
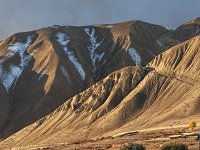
[11,126,200,150]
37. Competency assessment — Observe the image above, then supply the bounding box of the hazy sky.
[0,0,200,39]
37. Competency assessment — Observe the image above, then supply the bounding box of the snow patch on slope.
[31,46,41,55]
[60,65,72,85]
[156,39,164,47]
[84,28,104,71]
[8,35,34,68]
[0,35,34,92]
[56,32,86,81]
[37,65,48,81]
[0,65,21,91]
[0,35,34,64]
[128,48,141,66]
[56,32,70,46]
[145,49,156,57]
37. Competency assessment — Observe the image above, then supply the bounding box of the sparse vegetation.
[120,143,145,150]
[161,143,188,150]
[188,121,196,131]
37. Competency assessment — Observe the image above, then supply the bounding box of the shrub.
[120,143,145,150]
[188,121,196,130]
[161,143,188,150]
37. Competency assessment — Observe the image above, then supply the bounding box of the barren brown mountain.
[0,18,200,149]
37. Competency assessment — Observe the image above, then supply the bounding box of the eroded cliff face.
[0,19,200,148]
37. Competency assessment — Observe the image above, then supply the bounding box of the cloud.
[0,0,200,39]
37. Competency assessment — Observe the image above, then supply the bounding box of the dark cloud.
[0,0,200,39]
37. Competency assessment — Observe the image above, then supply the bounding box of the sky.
[0,0,200,40]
